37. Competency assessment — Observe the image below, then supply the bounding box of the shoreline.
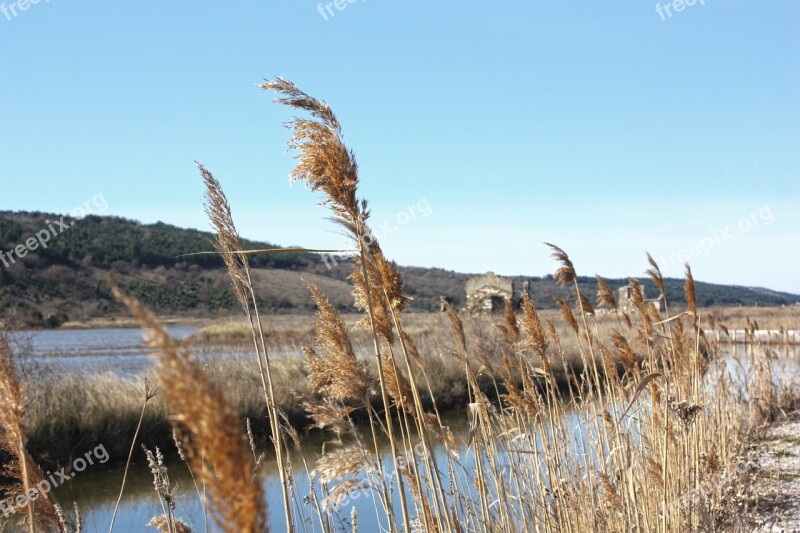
[2,303,797,332]
[750,406,800,531]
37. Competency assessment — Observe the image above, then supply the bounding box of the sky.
[1,1,798,293]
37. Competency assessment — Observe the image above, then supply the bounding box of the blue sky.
[1,1,798,292]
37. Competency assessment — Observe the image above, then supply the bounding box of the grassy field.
[4,304,797,467]
[2,79,799,533]
[11,312,580,464]
[703,305,800,331]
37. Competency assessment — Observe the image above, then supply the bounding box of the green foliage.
[0,212,316,269]
[0,211,797,328]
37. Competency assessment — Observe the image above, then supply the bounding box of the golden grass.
[198,159,294,531]
[704,305,800,331]
[252,79,798,532]
[2,78,798,533]
[8,303,797,529]
[0,332,80,533]
[111,288,268,533]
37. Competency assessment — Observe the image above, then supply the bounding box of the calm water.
[47,419,478,533]
[9,326,198,377]
[2,329,798,532]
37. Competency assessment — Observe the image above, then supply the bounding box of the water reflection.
[2,328,797,532]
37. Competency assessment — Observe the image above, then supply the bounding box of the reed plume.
[545,243,576,287]
[684,263,697,318]
[301,398,355,436]
[610,329,638,374]
[350,246,401,343]
[305,283,371,402]
[0,333,74,533]
[198,161,248,310]
[260,77,403,342]
[556,298,579,336]
[381,353,414,415]
[627,278,653,341]
[262,77,412,531]
[444,301,467,357]
[596,275,617,309]
[111,287,268,533]
[519,294,548,361]
[198,160,293,531]
[142,445,177,521]
[578,291,595,316]
[645,253,667,303]
[498,298,520,345]
[259,78,357,219]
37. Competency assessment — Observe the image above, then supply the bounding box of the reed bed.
[705,305,800,332]
[1,79,797,532]
[10,320,560,465]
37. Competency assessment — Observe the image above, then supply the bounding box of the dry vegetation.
[704,305,800,331]
[1,79,798,533]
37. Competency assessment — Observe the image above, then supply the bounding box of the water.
[7,327,306,378]
[2,328,798,532]
[8,326,197,377]
[16,327,198,357]
[40,421,475,533]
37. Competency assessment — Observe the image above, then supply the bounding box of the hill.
[1,211,797,327]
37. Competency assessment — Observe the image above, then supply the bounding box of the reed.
[2,78,797,533]
[108,379,158,533]
[197,161,294,532]
[0,333,79,533]
[251,81,796,532]
[111,287,268,533]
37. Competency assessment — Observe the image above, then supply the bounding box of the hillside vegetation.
[1,211,797,327]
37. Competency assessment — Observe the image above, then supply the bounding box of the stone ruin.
[617,284,663,313]
[464,272,529,313]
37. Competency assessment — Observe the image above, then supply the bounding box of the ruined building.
[617,284,663,313]
[465,272,530,313]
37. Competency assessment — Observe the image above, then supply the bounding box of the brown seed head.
[261,78,361,233]
[556,298,579,336]
[111,286,269,533]
[197,162,249,312]
[519,293,548,358]
[684,263,697,318]
[307,284,371,402]
[646,252,667,302]
[545,243,576,287]
[578,291,594,315]
[595,275,617,309]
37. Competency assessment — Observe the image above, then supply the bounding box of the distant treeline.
[0,212,797,327]
[0,211,315,270]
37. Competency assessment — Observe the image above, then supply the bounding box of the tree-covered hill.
[0,211,315,270]
[1,211,797,327]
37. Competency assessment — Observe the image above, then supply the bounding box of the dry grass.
[704,305,800,331]
[0,333,79,532]
[2,78,798,533]
[7,293,797,532]
[13,311,588,459]
[254,79,797,532]
[111,288,268,533]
